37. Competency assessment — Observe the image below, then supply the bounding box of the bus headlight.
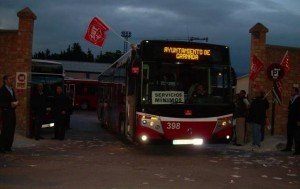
[140,114,163,134]
[213,116,233,134]
[217,117,232,128]
[141,135,148,142]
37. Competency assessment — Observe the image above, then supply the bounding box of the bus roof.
[98,50,131,79]
[64,78,98,82]
[32,59,62,65]
[140,40,229,49]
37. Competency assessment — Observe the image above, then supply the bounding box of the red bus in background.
[98,40,237,145]
[64,78,98,110]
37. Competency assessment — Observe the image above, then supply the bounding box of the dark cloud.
[0,0,299,74]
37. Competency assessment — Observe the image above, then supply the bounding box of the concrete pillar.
[16,8,36,136]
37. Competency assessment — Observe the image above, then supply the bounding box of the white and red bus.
[64,78,98,110]
[98,40,236,145]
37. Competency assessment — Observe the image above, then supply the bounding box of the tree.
[95,50,122,63]
[32,42,122,63]
[87,49,94,62]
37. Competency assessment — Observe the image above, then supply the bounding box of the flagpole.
[271,81,276,136]
[263,89,272,99]
[96,16,132,45]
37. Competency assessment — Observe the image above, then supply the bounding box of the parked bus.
[97,40,236,145]
[30,59,64,134]
[64,78,98,110]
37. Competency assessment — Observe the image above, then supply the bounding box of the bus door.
[142,64,149,102]
[64,83,75,107]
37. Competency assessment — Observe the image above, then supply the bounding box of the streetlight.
[121,31,132,53]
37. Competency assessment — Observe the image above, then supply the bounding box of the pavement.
[13,130,40,148]
[12,129,288,153]
[227,135,287,153]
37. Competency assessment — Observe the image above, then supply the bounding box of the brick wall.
[0,8,36,136]
[249,23,300,135]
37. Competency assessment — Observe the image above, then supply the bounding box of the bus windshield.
[31,74,64,97]
[141,62,231,105]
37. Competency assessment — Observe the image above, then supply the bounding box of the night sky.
[1,0,299,74]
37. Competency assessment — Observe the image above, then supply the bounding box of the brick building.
[0,7,36,136]
[249,23,300,135]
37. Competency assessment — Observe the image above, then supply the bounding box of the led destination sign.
[140,40,229,64]
[163,46,211,60]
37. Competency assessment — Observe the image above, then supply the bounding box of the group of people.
[233,88,300,155]
[31,83,72,141]
[0,74,72,153]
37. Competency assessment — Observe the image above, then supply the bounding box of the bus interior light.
[142,120,147,125]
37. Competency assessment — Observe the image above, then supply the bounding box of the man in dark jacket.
[247,90,269,149]
[282,87,300,155]
[31,83,47,140]
[233,90,250,146]
[53,86,69,140]
[0,75,18,152]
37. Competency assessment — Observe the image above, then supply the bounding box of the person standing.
[189,84,207,103]
[247,90,269,149]
[0,75,18,152]
[65,91,73,130]
[31,84,46,140]
[295,107,300,155]
[260,91,270,142]
[233,90,249,146]
[53,86,69,140]
[282,87,300,154]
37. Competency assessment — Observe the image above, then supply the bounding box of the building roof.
[59,60,111,73]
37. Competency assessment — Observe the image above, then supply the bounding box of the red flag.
[84,17,109,47]
[249,55,264,80]
[280,50,289,73]
[272,80,283,104]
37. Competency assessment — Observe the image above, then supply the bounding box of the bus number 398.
[166,122,181,129]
